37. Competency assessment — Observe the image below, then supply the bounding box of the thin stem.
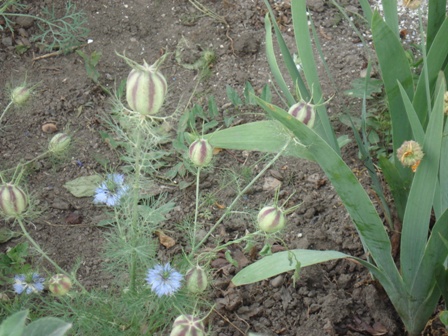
[17,218,87,293]
[191,138,292,255]
[191,167,202,250]
[129,122,143,292]
[2,151,49,174]
[0,101,13,125]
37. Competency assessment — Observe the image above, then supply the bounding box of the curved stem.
[17,218,87,293]
[191,138,292,255]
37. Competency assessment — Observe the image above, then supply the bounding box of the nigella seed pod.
[0,183,28,217]
[11,86,31,106]
[49,133,71,154]
[48,274,72,296]
[126,60,167,116]
[288,101,316,128]
[170,315,206,336]
[185,266,208,293]
[258,206,286,233]
[189,139,213,167]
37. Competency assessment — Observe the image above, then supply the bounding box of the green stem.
[129,123,143,292]
[17,218,87,293]
[191,138,291,255]
[0,101,13,125]
[2,151,49,174]
[191,167,202,250]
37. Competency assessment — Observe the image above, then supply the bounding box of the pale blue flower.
[146,263,183,297]
[93,173,129,207]
[13,273,45,294]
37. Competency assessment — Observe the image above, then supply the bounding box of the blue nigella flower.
[93,173,129,207]
[13,273,45,294]
[146,263,183,297]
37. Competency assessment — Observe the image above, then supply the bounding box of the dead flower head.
[397,140,424,172]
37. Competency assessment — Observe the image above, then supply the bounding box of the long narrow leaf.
[372,11,414,153]
[398,82,424,143]
[427,0,447,50]
[381,0,399,37]
[401,73,445,288]
[291,0,339,153]
[232,249,347,286]
[413,17,448,126]
[262,0,309,101]
[263,14,295,106]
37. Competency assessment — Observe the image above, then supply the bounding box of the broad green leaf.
[255,97,399,279]
[232,249,347,286]
[440,311,448,327]
[195,121,315,161]
[0,310,27,336]
[63,175,103,197]
[401,73,445,288]
[24,317,72,336]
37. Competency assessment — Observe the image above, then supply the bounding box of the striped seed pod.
[49,133,71,154]
[189,139,213,167]
[126,60,167,116]
[257,206,286,233]
[170,315,206,336]
[11,86,31,106]
[48,274,72,296]
[0,183,28,217]
[185,266,208,293]
[288,101,316,128]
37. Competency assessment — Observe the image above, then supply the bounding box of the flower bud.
[11,86,31,106]
[397,140,424,172]
[170,315,206,336]
[257,206,285,233]
[185,266,208,293]
[126,60,167,116]
[189,139,213,167]
[288,101,316,128]
[48,274,72,296]
[0,183,28,217]
[49,133,71,154]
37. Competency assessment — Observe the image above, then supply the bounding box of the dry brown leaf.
[154,229,176,248]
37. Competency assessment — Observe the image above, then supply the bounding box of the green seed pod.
[11,86,31,106]
[257,206,286,233]
[170,315,206,336]
[0,183,28,217]
[48,274,72,296]
[189,139,213,167]
[288,101,316,128]
[126,60,167,116]
[185,266,208,293]
[49,133,71,154]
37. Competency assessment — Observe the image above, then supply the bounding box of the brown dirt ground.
[1,0,446,335]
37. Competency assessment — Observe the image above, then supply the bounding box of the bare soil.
[1,0,443,335]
